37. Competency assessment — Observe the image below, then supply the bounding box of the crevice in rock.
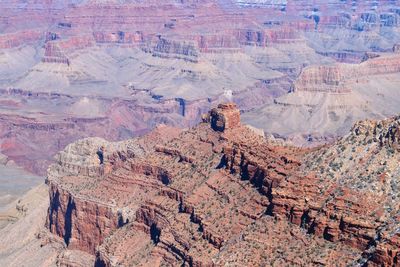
[339,216,345,231]
[307,221,317,235]
[178,200,184,213]
[48,189,60,229]
[117,210,129,227]
[240,161,250,181]
[216,154,228,169]
[300,210,311,229]
[175,98,186,117]
[323,227,333,241]
[97,148,104,165]
[160,173,170,185]
[150,223,161,244]
[64,196,75,246]
[94,255,106,267]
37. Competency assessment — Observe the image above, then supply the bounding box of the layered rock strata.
[46,104,400,266]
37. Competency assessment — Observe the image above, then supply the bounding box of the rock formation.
[1,1,400,264]
[204,103,241,132]
[44,104,400,266]
[2,0,400,175]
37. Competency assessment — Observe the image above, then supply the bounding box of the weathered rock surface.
[205,103,241,132]
[45,104,400,266]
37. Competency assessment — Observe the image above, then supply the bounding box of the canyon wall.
[44,105,400,266]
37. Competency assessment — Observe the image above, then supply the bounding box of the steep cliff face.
[294,53,400,93]
[47,183,119,254]
[46,126,182,255]
[46,137,124,253]
[203,103,241,131]
[45,104,400,266]
[145,37,199,62]
[42,36,95,64]
[0,30,43,49]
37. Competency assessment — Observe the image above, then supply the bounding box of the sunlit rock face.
[208,103,241,131]
[45,105,400,266]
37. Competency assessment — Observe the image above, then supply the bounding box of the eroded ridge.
[46,104,400,266]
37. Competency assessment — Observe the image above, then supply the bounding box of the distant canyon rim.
[1,0,400,176]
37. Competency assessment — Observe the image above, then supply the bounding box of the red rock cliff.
[46,104,400,266]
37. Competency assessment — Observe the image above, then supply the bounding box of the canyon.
[1,0,400,266]
[1,0,400,176]
[6,103,394,266]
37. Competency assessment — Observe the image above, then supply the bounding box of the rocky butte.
[41,103,400,266]
[203,103,241,132]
